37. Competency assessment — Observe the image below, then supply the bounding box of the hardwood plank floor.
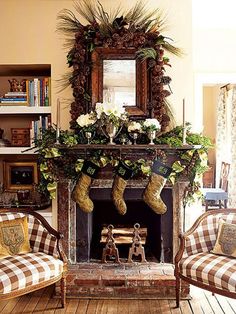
[0,285,236,314]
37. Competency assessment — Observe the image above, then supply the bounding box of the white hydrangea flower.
[143,118,161,131]
[76,113,96,128]
[128,121,142,132]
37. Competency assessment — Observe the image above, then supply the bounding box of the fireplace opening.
[90,200,162,261]
[76,187,173,263]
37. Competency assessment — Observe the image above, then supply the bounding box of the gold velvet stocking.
[72,173,93,213]
[112,175,128,215]
[143,173,167,214]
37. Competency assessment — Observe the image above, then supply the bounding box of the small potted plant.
[142,118,161,145]
[76,112,97,144]
[127,121,142,144]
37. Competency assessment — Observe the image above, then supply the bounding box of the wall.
[0,0,193,129]
[192,0,236,133]
[203,86,219,165]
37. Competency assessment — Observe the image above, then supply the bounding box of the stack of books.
[0,91,27,104]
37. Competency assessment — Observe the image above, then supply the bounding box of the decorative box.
[11,128,30,146]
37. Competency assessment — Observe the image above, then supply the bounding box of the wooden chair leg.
[175,274,180,308]
[60,276,66,308]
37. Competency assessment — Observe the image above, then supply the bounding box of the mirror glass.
[103,60,136,107]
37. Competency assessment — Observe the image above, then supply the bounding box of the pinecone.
[162,76,172,85]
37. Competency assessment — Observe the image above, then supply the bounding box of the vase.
[106,122,118,145]
[147,130,156,145]
[129,132,138,145]
[85,131,92,145]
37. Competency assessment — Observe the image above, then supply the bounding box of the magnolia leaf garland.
[36,125,213,203]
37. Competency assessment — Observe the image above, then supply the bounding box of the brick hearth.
[63,262,189,299]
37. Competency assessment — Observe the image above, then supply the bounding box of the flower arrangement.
[95,102,128,126]
[128,121,142,133]
[76,112,97,132]
[142,118,161,132]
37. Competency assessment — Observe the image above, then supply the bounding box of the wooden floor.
[1,285,236,314]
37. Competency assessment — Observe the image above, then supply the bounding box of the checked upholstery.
[175,209,236,307]
[0,211,67,307]
[0,252,64,295]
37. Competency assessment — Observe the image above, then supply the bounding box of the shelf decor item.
[0,128,10,147]
[3,161,38,192]
[11,128,30,147]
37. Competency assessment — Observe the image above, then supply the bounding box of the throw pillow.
[211,218,236,258]
[0,216,31,258]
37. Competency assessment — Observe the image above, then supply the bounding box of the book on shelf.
[5,92,27,97]
[0,97,27,101]
[30,114,51,146]
[26,77,51,107]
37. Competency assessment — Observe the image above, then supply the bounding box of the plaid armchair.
[175,209,236,307]
[0,210,67,308]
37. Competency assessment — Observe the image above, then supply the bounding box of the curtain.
[229,87,236,207]
[216,85,236,207]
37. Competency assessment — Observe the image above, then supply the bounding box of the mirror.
[91,48,148,118]
[103,60,136,107]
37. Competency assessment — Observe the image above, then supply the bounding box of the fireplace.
[57,178,189,298]
[77,185,173,263]
[57,177,187,263]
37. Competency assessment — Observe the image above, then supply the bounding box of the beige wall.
[0,0,193,129]
[203,86,220,166]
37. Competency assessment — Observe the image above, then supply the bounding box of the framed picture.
[3,161,38,191]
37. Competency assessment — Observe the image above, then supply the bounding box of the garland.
[35,125,213,204]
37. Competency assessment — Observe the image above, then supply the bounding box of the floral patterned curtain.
[216,85,236,207]
[229,87,236,207]
[216,88,227,185]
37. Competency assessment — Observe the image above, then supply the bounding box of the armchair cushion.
[0,216,31,258]
[211,219,236,258]
[183,213,236,258]
[180,252,236,292]
[0,252,63,296]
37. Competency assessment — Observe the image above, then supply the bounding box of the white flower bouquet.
[76,112,97,131]
[95,102,127,126]
[128,121,142,133]
[142,118,161,132]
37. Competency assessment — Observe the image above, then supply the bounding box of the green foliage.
[136,48,157,61]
